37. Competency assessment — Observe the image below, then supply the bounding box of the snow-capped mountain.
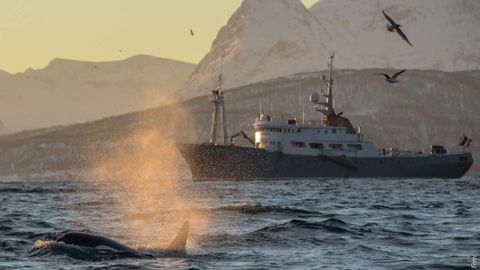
[309,0,480,71]
[183,0,480,96]
[0,55,194,132]
[182,0,332,96]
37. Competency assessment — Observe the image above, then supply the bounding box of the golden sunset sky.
[0,0,318,73]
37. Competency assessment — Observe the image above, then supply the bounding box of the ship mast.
[209,73,228,145]
[323,52,336,116]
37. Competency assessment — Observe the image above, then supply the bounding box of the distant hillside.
[0,55,195,132]
[0,69,478,179]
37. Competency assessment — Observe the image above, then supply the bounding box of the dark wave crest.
[255,218,356,235]
[216,203,318,215]
[0,187,78,194]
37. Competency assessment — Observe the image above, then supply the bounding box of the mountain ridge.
[182,0,330,96]
[183,0,480,96]
[0,55,195,132]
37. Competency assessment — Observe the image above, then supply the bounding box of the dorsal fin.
[167,221,189,252]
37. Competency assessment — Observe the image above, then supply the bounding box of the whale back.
[55,221,190,255]
[56,232,137,254]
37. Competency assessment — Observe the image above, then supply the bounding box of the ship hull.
[177,143,473,181]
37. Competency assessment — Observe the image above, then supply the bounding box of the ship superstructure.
[177,54,473,181]
[253,54,378,158]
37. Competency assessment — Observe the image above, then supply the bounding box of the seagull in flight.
[190,29,194,36]
[382,10,413,47]
[378,69,407,84]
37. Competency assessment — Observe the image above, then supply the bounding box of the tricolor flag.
[459,135,473,147]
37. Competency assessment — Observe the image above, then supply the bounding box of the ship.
[177,54,473,181]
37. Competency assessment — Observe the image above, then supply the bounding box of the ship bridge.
[253,113,378,157]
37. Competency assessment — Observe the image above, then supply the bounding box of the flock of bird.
[378,10,413,84]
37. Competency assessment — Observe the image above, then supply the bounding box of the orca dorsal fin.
[167,221,189,252]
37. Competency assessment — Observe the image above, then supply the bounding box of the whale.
[47,221,190,258]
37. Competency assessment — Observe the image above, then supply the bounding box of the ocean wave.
[255,218,356,235]
[200,233,263,248]
[0,187,78,194]
[75,200,116,207]
[215,203,318,215]
[455,207,470,217]
[30,240,139,260]
[370,203,413,210]
[383,214,418,220]
[409,263,473,270]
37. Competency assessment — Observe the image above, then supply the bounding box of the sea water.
[0,177,479,269]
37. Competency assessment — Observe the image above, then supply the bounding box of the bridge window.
[310,143,324,149]
[332,129,336,134]
[292,141,306,148]
[347,144,362,151]
[329,144,343,150]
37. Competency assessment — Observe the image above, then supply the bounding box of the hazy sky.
[0,0,318,73]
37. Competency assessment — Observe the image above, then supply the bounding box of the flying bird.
[382,10,413,47]
[378,69,406,84]
[190,29,194,36]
